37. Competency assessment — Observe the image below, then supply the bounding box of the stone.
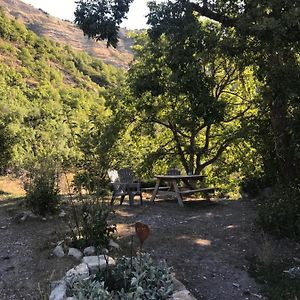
[20,214,28,222]
[68,248,82,260]
[22,211,38,221]
[49,281,66,300]
[109,239,120,249]
[170,289,197,300]
[82,255,115,274]
[283,266,300,279]
[102,248,109,254]
[65,263,89,284]
[172,278,186,291]
[83,246,95,256]
[53,245,65,258]
[59,210,66,218]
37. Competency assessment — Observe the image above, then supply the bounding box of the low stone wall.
[49,255,196,300]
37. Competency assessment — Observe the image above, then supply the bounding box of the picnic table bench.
[150,175,218,206]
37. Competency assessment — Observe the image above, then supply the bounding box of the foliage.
[257,183,300,241]
[68,253,174,299]
[73,106,129,192]
[125,21,257,175]
[75,0,134,47]
[0,9,122,174]
[0,121,14,174]
[249,257,300,300]
[75,0,300,184]
[68,196,116,249]
[240,175,273,199]
[68,278,112,300]
[24,159,60,216]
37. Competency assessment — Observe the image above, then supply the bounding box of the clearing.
[0,180,298,299]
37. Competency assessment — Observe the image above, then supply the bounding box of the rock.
[20,214,28,222]
[49,281,66,300]
[65,263,89,284]
[283,266,300,279]
[170,289,197,300]
[109,239,120,249]
[50,280,62,290]
[17,211,37,222]
[59,210,66,218]
[172,278,186,291]
[53,245,65,258]
[68,248,82,260]
[83,246,95,256]
[82,255,115,274]
[102,248,109,254]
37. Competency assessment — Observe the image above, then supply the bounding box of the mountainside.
[0,0,133,68]
[0,8,124,169]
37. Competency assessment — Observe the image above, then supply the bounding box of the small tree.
[24,158,60,216]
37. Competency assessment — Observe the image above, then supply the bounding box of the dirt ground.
[0,189,299,299]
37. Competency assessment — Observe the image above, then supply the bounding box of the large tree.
[124,21,255,175]
[75,0,300,183]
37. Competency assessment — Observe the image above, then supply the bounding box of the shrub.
[67,253,174,299]
[249,258,300,299]
[257,183,300,241]
[25,165,60,216]
[69,196,116,249]
[240,175,274,198]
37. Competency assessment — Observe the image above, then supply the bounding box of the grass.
[0,176,25,199]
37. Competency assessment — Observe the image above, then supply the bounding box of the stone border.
[49,255,196,300]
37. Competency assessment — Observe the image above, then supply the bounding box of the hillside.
[0,0,133,68]
[0,8,124,169]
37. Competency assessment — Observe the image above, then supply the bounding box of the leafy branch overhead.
[75,0,134,47]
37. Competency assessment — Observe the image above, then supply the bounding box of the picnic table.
[150,174,217,206]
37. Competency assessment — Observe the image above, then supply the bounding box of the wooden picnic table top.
[155,174,205,180]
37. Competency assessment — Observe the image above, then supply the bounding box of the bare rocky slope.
[0,0,134,68]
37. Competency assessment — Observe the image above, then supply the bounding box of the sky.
[21,0,150,29]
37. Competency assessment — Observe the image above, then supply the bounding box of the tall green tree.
[75,0,300,183]
[125,19,256,175]
[75,0,133,47]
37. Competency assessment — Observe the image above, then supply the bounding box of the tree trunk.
[268,95,297,182]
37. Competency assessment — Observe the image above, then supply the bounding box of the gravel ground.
[0,195,298,299]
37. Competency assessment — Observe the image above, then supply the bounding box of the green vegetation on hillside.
[0,8,124,174]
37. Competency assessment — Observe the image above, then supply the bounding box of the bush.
[240,175,274,198]
[249,257,300,299]
[25,166,60,216]
[67,253,174,299]
[257,183,300,241]
[69,196,116,249]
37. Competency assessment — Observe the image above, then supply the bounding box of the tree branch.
[199,139,232,171]
[223,104,252,123]
[189,2,237,27]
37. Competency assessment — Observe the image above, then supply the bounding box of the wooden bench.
[141,187,170,192]
[179,187,219,201]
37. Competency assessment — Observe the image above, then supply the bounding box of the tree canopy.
[75,0,300,183]
[125,19,256,175]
